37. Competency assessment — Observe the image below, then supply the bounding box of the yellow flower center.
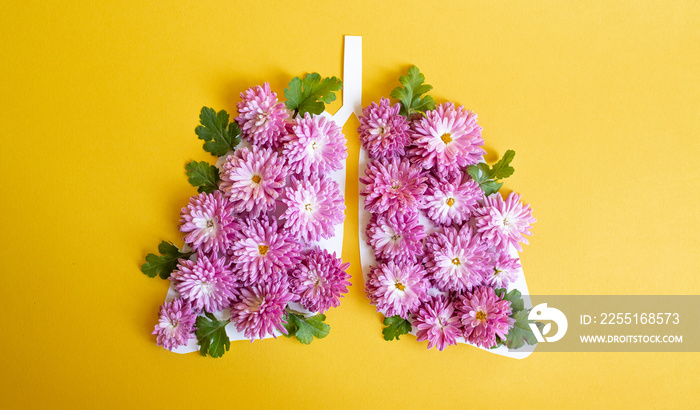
[395,281,406,291]
[305,203,313,211]
[451,257,461,266]
[311,141,318,150]
[258,245,269,255]
[252,175,262,184]
[446,197,455,207]
[476,311,487,322]
[206,219,215,228]
[493,268,501,277]
[441,133,452,144]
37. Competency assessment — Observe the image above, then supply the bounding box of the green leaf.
[505,309,539,350]
[195,313,231,358]
[194,107,241,156]
[494,287,539,349]
[140,241,193,279]
[382,315,412,341]
[466,150,516,195]
[284,73,343,117]
[185,161,220,193]
[283,312,330,345]
[489,149,516,180]
[389,66,436,116]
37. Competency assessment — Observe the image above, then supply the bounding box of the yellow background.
[1,1,698,408]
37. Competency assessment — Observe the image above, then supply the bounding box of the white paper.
[358,149,535,359]
[164,36,362,353]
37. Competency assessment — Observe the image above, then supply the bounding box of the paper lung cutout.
[165,36,363,353]
[358,150,535,359]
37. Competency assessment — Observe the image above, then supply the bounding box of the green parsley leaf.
[283,312,330,345]
[389,66,436,116]
[195,312,231,358]
[194,107,241,156]
[141,241,193,279]
[494,287,539,349]
[284,73,343,117]
[466,150,516,196]
[382,315,412,341]
[185,161,220,193]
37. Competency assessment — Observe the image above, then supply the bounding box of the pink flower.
[421,172,482,226]
[413,295,461,351]
[281,174,345,242]
[365,210,425,264]
[424,225,490,293]
[360,157,427,215]
[456,286,513,349]
[228,216,301,285]
[179,191,236,255]
[152,298,196,350]
[484,250,521,289]
[473,192,536,252]
[289,248,351,313]
[231,280,295,341]
[409,102,485,175]
[170,252,237,313]
[236,82,289,149]
[219,145,288,218]
[282,113,347,176]
[365,261,429,319]
[357,98,410,159]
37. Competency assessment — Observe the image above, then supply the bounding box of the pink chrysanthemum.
[360,157,427,215]
[484,250,521,288]
[408,102,485,175]
[219,145,288,218]
[230,280,295,341]
[289,248,351,313]
[414,295,461,351]
[421,173,482,226]
[282,113,347,176]
[473,192,536,252]
[152,298,196,350]
[357,98,410,159]
[365,261,429,319]
[365,210,425,264]
[228,216,301,284]
[236,82,289,148]
[179,191,236,254]
[281,174,345,242]
[424,226,490,293]
[170,252,237,313]
[456,286,513,349]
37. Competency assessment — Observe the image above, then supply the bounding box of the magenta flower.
[421,172,482,226]
[179,191,236,255]
[281,174,345,242]
[409,102,485,175]
[289,248,351,313]
[414,295,461,351]
[424,226,490,293]
[230,280,295,341]
[236,82,289,149]
[473,192,536,252]
[170,252,237,313]
[282,113,347,176]
[228,216,301,284]
[357,98,410,159]
[365,261,429,319]
[360,157,427,215]
[152,298,196,350]
[484,250,521,289]
[365,210,425,264]
[456,286,513,349]
[219,145,288,218]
